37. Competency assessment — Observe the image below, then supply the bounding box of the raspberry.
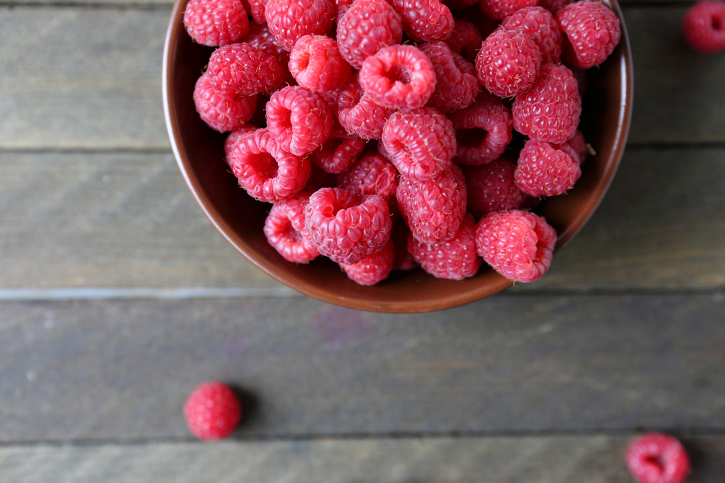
[475,209,556,283]
[512,63,581,144]
[418,41,480,113]
[229,128,311,202]
[341,239,395,285]
[265,0,335,50]
[538,0,570,15]
[309,136,367,173]
[625,433,691,483]
[243,23,291,69]
[194,74,258,132]
[391,221,418,270]
[289,35,352,92]
[450,92,512,166]
[184,0,250,47]
[476,28,541,98]
[241,0,267,24]
[557,0,621,68]
[464,159,528,218]
[264,192,320,263]
[553,129,590,164]
[337,76,394,140]
[396,164,467,244]
[207,43,285,99]
[266,86,333,156]
[184,381,241,440]
[336,0,403,69]
[567,63,588,98]
[391,0,454,42]
[408,212,481,280]
[304,187,392,265]
[501,6,563,64]
[224,125,258,160]
[359,45,436,110]
[445,19,484,63]
[382,107,457,181]
[514,140,580,197]
[683,1,725,53]
[336,152,398,203]
[479,0,537,20]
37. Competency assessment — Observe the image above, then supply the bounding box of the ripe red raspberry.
[266,86,333,156]
[243,23,290,67]
[479,0,537,20]
[224,125,258,160]
[408,212,481,280]
[341,239,395,285]
[229,128,311,202]
[207,43,285,99]
[382,107,457,182]
[184,0,250,47]
[184,381,241,440]
[567,63,588,98]
[241,0,267,24]
[289,35,352,92]
[450,92,512,166]
[309,136,367,173]
[265,0,335,50]
[476,28,541,98]
[194,74,258,132]
[396,164,467,244]
[557,0,621,68]
[553,129,589,163]
[336,0,403,69]
[336,152,398,203]
[514,140,581,197]
[337,76,394,140]
[359,45,436,110]
[475,210,556,283]
[418,41,480,113]
[464,159,528,218]
[512,63,581,144]
[264,192,320,263]
[502,6,563,64]
[538,0,570,15]
[445,19,484,63]
[625,433,691,483]
[683,1,725,53]
[304,187,392,265]
[391,0,455,42]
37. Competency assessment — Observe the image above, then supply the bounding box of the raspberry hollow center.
[713,15,724,31]
[250,153,279,179]
[384,65,412,85]
[457,128,488,148]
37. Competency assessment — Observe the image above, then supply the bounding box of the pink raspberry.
[514,140,581,197]
[243,23,290,67]
[266,86,333,156]
[396,164,467,244]
[184,381,241,440]
[228,128,311,202]
[309,136,367,173]
[512,63,581,144]
[224,125,258,160]
[464,159,528,218]
[207,43,285,99]
[265,0,335,50]
[625,433,691,483]
[264,192,320,263]
[359,45,436,110]
[475,209,556,283]
[304,187,392,265]
[553,129,589,164]
[445,19,484,63]
[336,0,403,69]
[476,28,541,98]
[538,0,570,15]
[683,1,725,53]
[337,76,395,140]
[184,0,249,47]
[567,63,588,98]
[289,35,352,92]
[241,0,268,24]
[336,152,398,203]
[340,238,395,285]
[479,0,537,20]
[502,6,563,64]
[408,212,481,280]
[557,0,621,68]
[382,107,457,181]
[391,0,455,42]
[194,74,258,132]
[418,41,480,113]
[450,92,512,166]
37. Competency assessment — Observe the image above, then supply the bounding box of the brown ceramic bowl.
[162,4,633,313]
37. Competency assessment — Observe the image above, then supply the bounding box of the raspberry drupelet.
[445,19,485,64]
[418,41,480,113]
[514,140,581,197]
[391,0,455,42]
[265,0,335,50]
[184,381,241,440]
[266,86,334,156]
[207,43,286,99]
[336,152,398,203]
[450,91,513,166]
[241,0,267,24]
[336,0,404,69]
[194,74,258,132]
[340,239,395,285]
[556,0,621,68]
[264,192,320,263]
[479,0,538,20]
[464,159,528,218]
[309,136,367,174]
[683,1,725,53]
[476,28,542,98]
[184,0,250,47]
[289,35,352,92]
[501,6,563,64]
[625,433,691,483]
[337,75,395,140]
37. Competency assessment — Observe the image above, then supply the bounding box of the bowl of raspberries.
[163,0,633,312]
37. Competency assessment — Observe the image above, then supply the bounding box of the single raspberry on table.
[304,187,392,265]
[337,75,395,140]
[309,136,367,174]
[340,239,395,285]
[289,35,352,92]
[207,43,285,99]
[336,152,398,203]
[224,125,258,160]
[382,107,457,182]
[241,0,267,24]
[514,140,581,197]
[480,0,537,20]
[194,74,258,132]
[359,45,436,110]
[475,209,556,283]
[445,19,485,63]
[683,1,725,53]
[476,28,542,98]
[266,86,333,156]
[184,0,249,47]
[557,0,621,68]
[512,63,582,144]
[335,0,403,69]
[265,0,335,50]
[418,41,480,113]
[450,91,512,166]
[538,0,571,15]
[184,381,241,440]
[501,6,563,64]
[264,192,320,263]
[625,433,691,483]
[391,0,455,42]
[464,159,528,218]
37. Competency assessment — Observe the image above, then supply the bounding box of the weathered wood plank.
[1,294,724,441]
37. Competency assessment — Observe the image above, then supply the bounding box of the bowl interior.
[162,4,633,313]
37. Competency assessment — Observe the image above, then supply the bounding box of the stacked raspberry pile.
[183,0,620,285]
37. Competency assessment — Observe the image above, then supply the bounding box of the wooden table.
[1,1,724,481]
